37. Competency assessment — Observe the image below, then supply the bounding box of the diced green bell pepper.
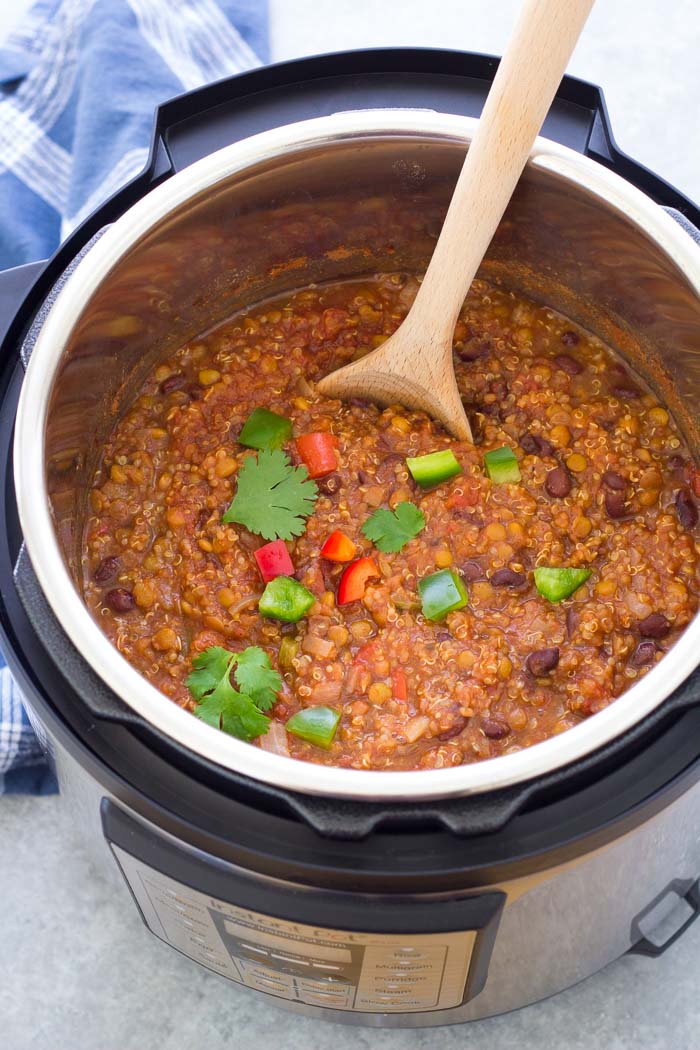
[534,566,592,603]
[285,706,340,749]
[259,576,314,622]
[239,408,292,450]
[406,449,462,488]
[484,445,521,484]
[418,568,468,621]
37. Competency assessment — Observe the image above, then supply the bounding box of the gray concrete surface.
[3,1,700,1048]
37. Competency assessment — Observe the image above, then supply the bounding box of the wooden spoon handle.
[410,0,595,339]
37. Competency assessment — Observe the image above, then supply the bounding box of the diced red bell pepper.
[295,432,338,478]
[320,530,357,562]
[254,540,294,583]
[337,557,379,605]
[392,668,408,701]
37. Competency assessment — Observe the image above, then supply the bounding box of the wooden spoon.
[317,0,595,441]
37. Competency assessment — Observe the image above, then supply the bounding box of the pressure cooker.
[3,49,700,1028]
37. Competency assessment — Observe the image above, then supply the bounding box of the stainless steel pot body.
[14,110,700,801]
[28,696,700,1027]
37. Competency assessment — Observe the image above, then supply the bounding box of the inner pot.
[14,110,700,801]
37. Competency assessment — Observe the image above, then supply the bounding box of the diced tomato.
[353,640,378,666]
[320,530,357,562]
[392,668,408,701]
[295,432,338,478]
[445,478,480,510]
[254,539,294,583]
[337,557,380,605]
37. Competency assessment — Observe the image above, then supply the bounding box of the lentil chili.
[84,275,700,771]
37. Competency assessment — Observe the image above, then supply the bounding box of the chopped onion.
[259,721,290,757]
[301,634,335,659]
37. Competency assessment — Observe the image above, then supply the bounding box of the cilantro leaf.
[186,645,282,741]
[361,501,426,552]
[223,449,318,541]
[232,645,282,712]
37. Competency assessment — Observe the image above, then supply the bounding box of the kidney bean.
[526,647,560,676]
[602,469,626,491]
[317,473,341,496]
[604,490,627,519]
[196,508,210,531]
[438,715,468,741]
[560,330,580,346]
[482,718,511,740]
[545,467,572,498]
[491,567,526,588]
[93,556,119,585]
[554,354,583,375]
[187,385,203,401]
[676,487,698,529]
[638,613,671,639]
[357,469,372,485]
[105,588,135,613]
[631,640,658,667]
[668,454,686,473]
[461,559,484,581]
[159,373,187,394]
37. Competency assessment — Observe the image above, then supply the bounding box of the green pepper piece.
[406,449,462,488]
[259,576,315,622]
[418,568,468,621]
[286,706,341,749]
[239,408,292,451]
[278,636,299,669]
[534,566,592,603]
[484,445,521,484]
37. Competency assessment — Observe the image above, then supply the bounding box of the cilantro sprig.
[187,645,282,742]
[223,449,318,541]
[361,501,426,553]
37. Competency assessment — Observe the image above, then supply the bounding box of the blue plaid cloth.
[0,0,268,791]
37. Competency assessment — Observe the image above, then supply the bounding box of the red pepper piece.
[320,529,357,562]
[295,432,338,478]
[254,540,294,583]
[392,668,408,701]
[337,557,379,605]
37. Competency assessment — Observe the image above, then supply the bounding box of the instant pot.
[3,49,700,1028]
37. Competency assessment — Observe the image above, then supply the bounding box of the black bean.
[357,469,372,485]
[560,330,580,347]
[521,432,554,458]
[639,613,671,639]
[566,607,578,638]
[105,588,135,613]
[457,338,491,362]
[159,373,187,394]
[604,491,627,519]
[602,469,626,491]
[527,647,560,676]
[317,473,341,496]
[545,467,572,498]
[631,640,658,667]
[491,567,526,588]
[93,556,119,585]
[461,560,484,582]
[612,381,640,399]
[187,384,203,401]
[376,454,405,482]
[482,718,511,740]
[676,487,698,529]
[668,454,686,473]
[349,397,372,409]
[554,354,583,375]
[196,508,210,531]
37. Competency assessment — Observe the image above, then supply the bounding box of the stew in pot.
[84,275,700,770]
